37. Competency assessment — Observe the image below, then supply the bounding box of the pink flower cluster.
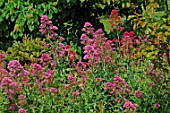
[104,75,131,96]
[39,15,64,41]
[50,87,58,96]
[123,101,138,113]
[80,22,115,66]
[7,60,24,76]
[34,69,55,86]
[9,104,17,110]
[0,53,6,61]
[71,61,90,78]
[155,103,160,108]
[81,22,94,35]
[55,43,78,62]
[1,77,16,97]
[120,31,140,54]
[67,74,77,84]
[109,9,124,32]
[134,90,143,99]
[32,63,44,76]
[0,53,6,68]
[72,91,80,97]
[40,53,56,67]
[18,94,27,105]
[18,108,25,113]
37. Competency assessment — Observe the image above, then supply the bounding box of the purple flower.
[84,22,92,28]
[18,94,26,100]
[83,54,92,60]
[7,60,23,75]
[45,20,52,25]
[96,77,102,82]
[41,53,52,61]
[123,101,138,110]
[93,28,105,37]
[76,61,86,68]
[39,29,47,35]
[59,36,65,41]
[72,91,80,97]
[32,63,44,76]
[104,82,113,90]
[41,15,49,22]
[135,90,143,99]
[67,74,76,83]
[50,87,58,93]
[39,15,65,41]
[18,70,29,76]
[18,108,25,113]
[80,34,88,41]
[1,77,13,87]
[49,87,58,96]
[8,104,17,110]
[9,89,15,97]
[52,26,58,30]
[155,103,160,108]
[40,53,52,66]
[83,45,95,52]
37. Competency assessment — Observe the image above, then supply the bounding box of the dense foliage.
[0,0,170,113]
[0,0,112,50]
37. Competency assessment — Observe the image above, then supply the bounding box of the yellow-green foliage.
[4,35,51,64]
[132,1,170,72]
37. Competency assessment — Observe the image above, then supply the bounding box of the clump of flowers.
[1,77,16,97]
[39,15,64,41]
[32,63,44,76]
[8,104,17,110]
[154,103,160,108]
[40,53,57,68]
[134,90,143,99]
[80,22,116,70]
[18,108,25,113]
[67,74,77,85]
[50,87,58,96]
[72,91,80,97]
[17,94,27,105]
[55,43,78,62]
[7,60,29,78]
[109,9,124,33]
[123,101,138,113]
[104,75,131,96]
[120,31,140,54]
[0,53,6,68]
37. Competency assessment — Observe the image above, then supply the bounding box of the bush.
[0,0,59,50]
[0,10,169,112]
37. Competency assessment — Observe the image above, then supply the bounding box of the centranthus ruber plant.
[0,10,169,113]
[39,15,64,41]
[80,22,117,72]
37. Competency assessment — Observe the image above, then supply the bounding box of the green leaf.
[52,7,58,13]
[5,13,9,19]
[80,0,85,3]
[67,0,71,3]
[103,0,111,5]
[0,16,3,22]
[13,33,19,39]
[0,0,4,7]
[48,10,53,19]
[19,32,23,37]
[28,25,34,32]
[11,15,16,22]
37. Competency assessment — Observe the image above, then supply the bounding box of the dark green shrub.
[0,0,59,50]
